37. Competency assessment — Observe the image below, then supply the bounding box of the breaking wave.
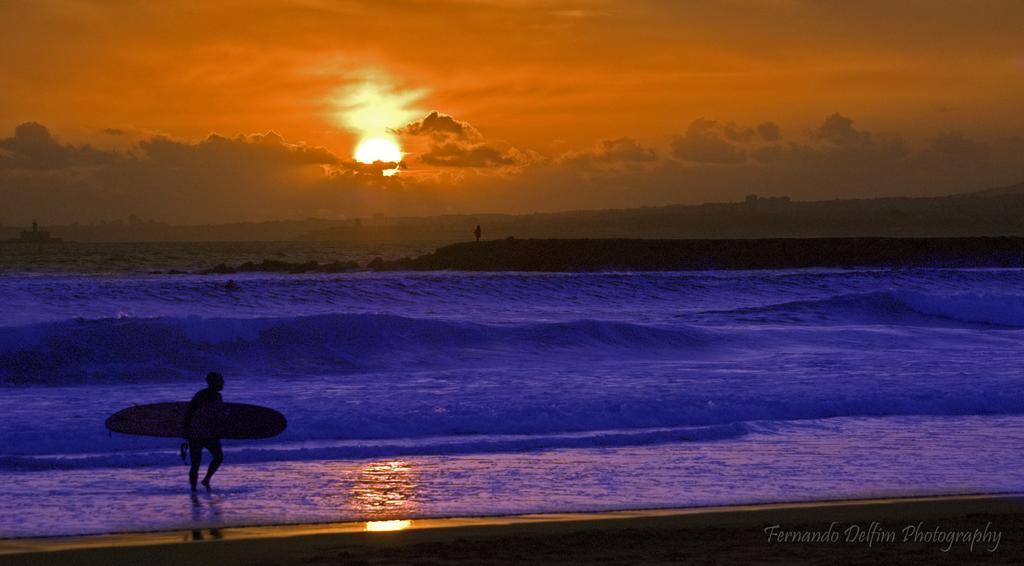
[0,423,751,471]
[715,290,1024,327]
[0,314,717,384]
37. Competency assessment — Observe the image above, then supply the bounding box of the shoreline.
[4,493,1021,564]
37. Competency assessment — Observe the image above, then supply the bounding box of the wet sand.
[3,494,1021,565]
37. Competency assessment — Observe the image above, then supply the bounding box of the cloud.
[722,123,754,143]
[2,115,1023,224]
[103,128,125,136]
[393,111,481,141]
[925,130,989,161]
[136,131,341,169]
[912,130,992,181]
[503,113,1019,212]
[420,141,525,168]
[333,159,402,177]
[812,113,871,146]
[558,137,658,172]
[0,122,118,170]
[748,144,786,164]
[588,137,657,162]
[0,123,405,223]
[671,119,746,164]
[744,116,912,187]
[757,122,781,142]
[399,111,526,169]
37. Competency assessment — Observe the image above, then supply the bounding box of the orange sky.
[1,1,1023,222]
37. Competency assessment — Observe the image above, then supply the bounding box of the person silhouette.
[183,372,226,491]
[474,225,481,242]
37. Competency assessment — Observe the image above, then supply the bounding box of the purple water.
[1,243,1023,536]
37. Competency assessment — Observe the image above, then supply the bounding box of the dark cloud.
[749,144,786,164]
[395,111,481,141]
[590,138,656,162]
[813,113,871,146]
[2,116,1023,224]
[512,113,1017,213]
[686,118,717,135]
[0,122,118,170]
[420,141,523,168]
[0,124,404,223]
[399,111,526,169]
[722,123,754,143]
[757,122,781,142]
[747,118,911,186]
[332,158,401,177]
[925,131,989,161]
[671,119,746,164]
[136,131,341,169]
[912,130,992,182]
[103,128,125,136]
[558,137,657,172]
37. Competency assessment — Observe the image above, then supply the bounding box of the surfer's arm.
[182,405,194,438]
[182,393,201,437]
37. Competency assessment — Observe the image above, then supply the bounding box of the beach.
[3,495,1020,565]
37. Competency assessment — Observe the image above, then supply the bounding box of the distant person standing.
[474,224,481,242]
[183,372,226,491]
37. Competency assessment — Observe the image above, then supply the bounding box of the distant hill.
[970,181,1024,197]
[4,181,1024,242]
[297,187,1024,242]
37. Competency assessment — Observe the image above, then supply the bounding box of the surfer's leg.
[188,440,202,491]
[202,440,223,488]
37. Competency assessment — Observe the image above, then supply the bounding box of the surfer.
[183,372,226,491]
[474,224,481,242]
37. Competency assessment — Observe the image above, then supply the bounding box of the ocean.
[2,242,1023,537]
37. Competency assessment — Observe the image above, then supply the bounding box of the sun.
[355,137,402,176]
[355,137,402,163]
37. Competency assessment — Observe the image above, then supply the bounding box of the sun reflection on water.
[351,460,418,524]
[364,519,413,532]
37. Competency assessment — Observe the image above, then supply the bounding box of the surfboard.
[105,402,287,439]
